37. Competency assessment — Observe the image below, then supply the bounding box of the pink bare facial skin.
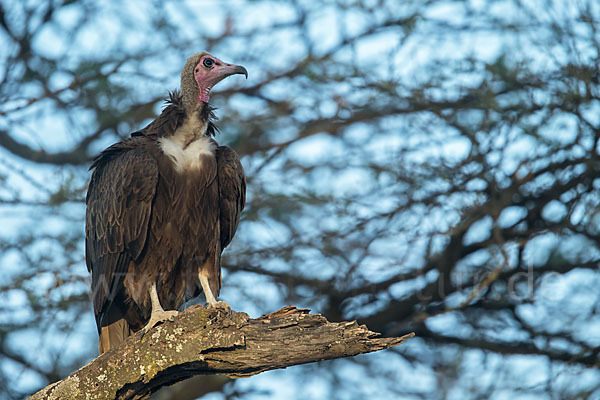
[194,55,248,104]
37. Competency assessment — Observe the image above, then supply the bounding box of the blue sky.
[0,0,599,398]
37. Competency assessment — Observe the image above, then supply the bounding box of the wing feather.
[86,147,158,329]
[216,146,246,249]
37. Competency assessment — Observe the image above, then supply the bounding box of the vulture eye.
[203,58,214,68]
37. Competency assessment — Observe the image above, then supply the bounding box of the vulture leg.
[140,282,179,337]
[199,272,230,311]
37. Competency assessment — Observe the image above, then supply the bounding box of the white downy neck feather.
[158,112,215,172]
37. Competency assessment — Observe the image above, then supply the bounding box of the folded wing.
[216,146,246,250]
[85,145,158,331]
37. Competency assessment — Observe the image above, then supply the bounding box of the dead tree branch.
[28,305,414,400]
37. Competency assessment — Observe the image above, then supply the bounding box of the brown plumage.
[86,53,247,354]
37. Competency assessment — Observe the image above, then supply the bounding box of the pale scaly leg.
[198,271,230,311]
[140,282,179,337]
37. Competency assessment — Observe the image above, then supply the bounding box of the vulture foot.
[207,300,232,317]
[140,309,179,340]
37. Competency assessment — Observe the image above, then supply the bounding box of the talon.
[140,309,180,339]
[207,301,232,317]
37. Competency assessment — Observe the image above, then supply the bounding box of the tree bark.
[28,305,414,400]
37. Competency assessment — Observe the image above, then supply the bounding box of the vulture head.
[180,52,247,112]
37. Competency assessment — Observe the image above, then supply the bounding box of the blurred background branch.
[0,0,598,399]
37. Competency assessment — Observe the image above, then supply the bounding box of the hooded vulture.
[86,52,247,354]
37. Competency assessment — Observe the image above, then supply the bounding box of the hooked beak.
[213,63,248,82]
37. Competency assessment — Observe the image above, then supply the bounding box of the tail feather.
[98,307,134,355]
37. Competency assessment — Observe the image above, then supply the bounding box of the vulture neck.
[172,106,209,149]
[158,103,216,173]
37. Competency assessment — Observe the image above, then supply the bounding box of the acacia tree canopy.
[0,0,599,399]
